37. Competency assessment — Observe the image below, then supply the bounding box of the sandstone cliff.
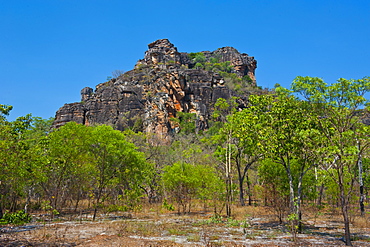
[53,39,259,140]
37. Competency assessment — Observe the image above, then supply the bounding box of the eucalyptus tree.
[20,117,54,213]
[221,105,263,206]
[240,93,323,236]
[88,125,149,220]
[162,162,223,214]
[211,97,240,216]
[0,105,33,217]
[291,76,370,246]
[0,105,14,218]
[40,122,92,211]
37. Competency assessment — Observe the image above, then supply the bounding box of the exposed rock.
[53,39,259,141]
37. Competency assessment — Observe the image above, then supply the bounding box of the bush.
[0,210,32,225]
[105,204,129,213]
[162,198,175,211]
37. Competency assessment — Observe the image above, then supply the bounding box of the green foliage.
[162,162,223,214]
[0,104,13,121]
[0,107,37,217]
[206,61,233,73]
[218,71,256,94]
[162,198,175,211]
[187,52,260,94]
[105,204,129,213]
[189,52,206,63]
[175,112,196,135]
[290,76,370,245]
[194,62,204,69]
[207,214,223,224]
[292,76,370,108]
[0,210,32,225]
[209,57,219,63]
[88,124,150,219]
[39,122,92,210]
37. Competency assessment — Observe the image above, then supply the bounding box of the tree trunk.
[225,140,232,217]
[238,176,245,206]
[24,189,31,214]
[317,183,325,206]
[287,168,295,216]
[246,171,252,206]
[297,175,303,233]
[358,155,365,216]
[93,196,99,221]
[236,150,245,206]
[93,187,103,221]
[339,174,352,246]
[226,177,232,217]
[74,191,80,212]
[341,202,352,246]
[286,165,298,241]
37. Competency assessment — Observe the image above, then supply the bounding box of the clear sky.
[1,0,369,120]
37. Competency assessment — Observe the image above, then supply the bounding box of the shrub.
[0,210,32,225]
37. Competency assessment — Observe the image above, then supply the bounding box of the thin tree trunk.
[24,189,31,214]
[74,191,80,213]
[236,150,246,207]
[287,167,295,216]
[297,175,303,233]
[225,139,232,217]
[358,155,365,216]
[93,195,100,221]
[338,172,352,246]
[93,187,103,221]
[238,175,245,206]
[341,199,352,246]
[317,183,325,206]
[286,164,298,242]
[246,171,252,206]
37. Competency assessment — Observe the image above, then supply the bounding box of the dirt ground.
[1,205,369,247]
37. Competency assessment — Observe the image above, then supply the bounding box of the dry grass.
[1,201,370,246]
[352,214,370,228]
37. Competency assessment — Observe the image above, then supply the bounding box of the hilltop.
[52,39,262,140]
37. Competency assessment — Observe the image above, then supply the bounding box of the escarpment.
[53,39,260,140]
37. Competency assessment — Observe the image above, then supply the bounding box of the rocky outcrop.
[53,39,258,141]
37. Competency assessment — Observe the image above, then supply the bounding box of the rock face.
[53,39,258,141]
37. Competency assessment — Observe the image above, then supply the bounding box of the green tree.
[258,159,289,223]
[241,93,322,235]
[162,162,223,214]
[189,52,206,64]
[219,106,263,206]
[89,125,149,220]
[39,122,92,211]
[291,76,370,246]
[0,106,33,218]
[211,98,240,216]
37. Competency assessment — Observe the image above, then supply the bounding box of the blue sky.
[1,0,369,120]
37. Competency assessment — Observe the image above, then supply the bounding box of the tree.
[39,122,92,211]
[240,93,322,236]
[211,98,239,216]
[220,107,263,206]
[291,76,370,246]
[88,125,149,220]
[258,159,289,223]
[0,105,33,218]
[162,162,223,214]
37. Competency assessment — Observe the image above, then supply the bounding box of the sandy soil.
[1,209,369,247]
